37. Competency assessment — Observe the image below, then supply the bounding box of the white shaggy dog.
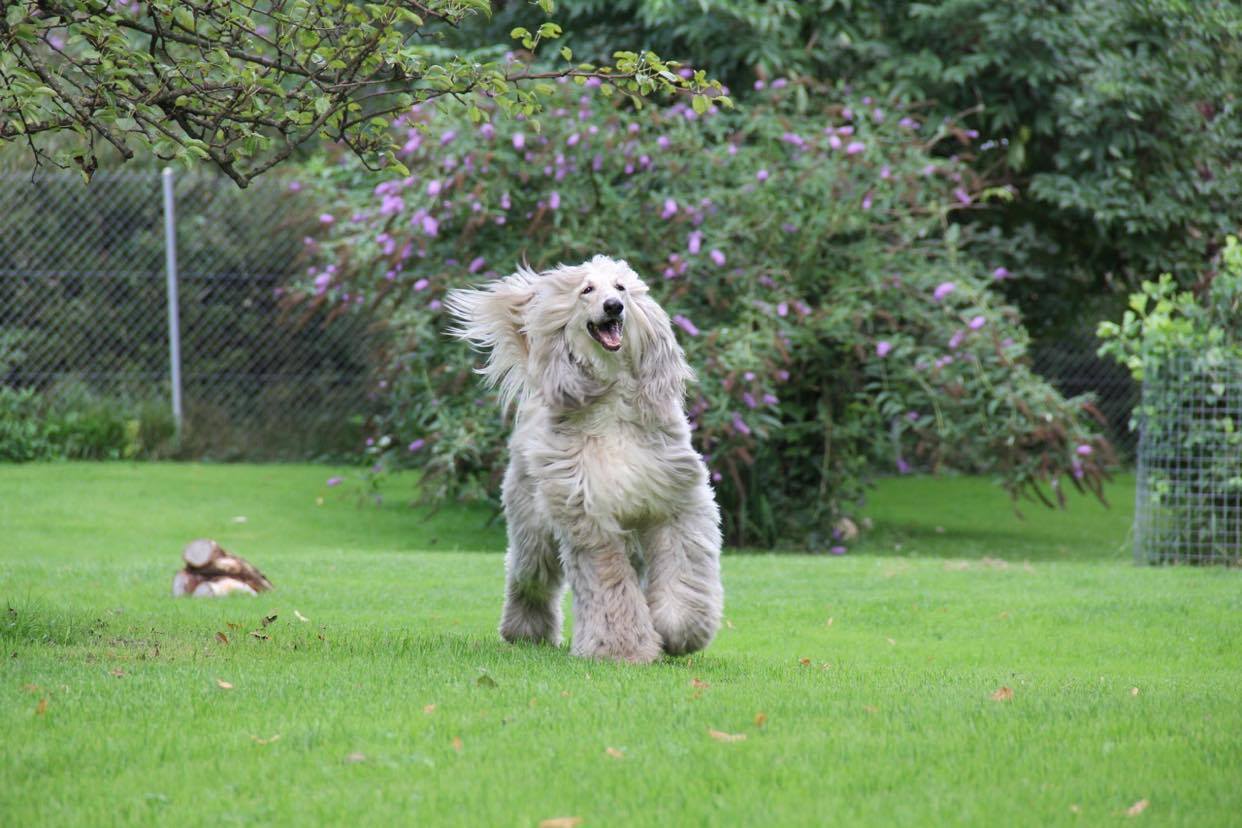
[446,256,723,663]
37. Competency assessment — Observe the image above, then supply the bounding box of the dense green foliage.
[300,79,1111,546]
[0,384,175,461]
[4,463,1241,825]
[0,0,725,185]
[472,0,1242,332]
[1098,237,1242,381]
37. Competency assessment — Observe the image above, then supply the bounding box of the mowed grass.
[2,464,1240,827]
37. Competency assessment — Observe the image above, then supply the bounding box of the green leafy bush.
[298,79,1110,547]
[0,387,54,462]
[0,381,178,462]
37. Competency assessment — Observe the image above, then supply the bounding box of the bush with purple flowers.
[295,79,1111,548]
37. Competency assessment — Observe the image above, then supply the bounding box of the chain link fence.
[1133,350,1242,565]
[1032,334,1140,458]
[0,169,379,459]
[2,168,1144,464]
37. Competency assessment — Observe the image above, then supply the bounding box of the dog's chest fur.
[516,387,704,531]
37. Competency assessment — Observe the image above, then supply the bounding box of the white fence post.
[161,167,184,438]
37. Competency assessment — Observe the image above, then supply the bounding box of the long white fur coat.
[447,256,723,662]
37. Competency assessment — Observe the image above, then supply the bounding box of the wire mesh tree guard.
[1134,349,1242,565]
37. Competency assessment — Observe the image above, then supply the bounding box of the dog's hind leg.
[499,465,564,646]
[642,495,723,656]
[559,523,662,664]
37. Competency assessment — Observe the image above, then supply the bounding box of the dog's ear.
[629,291,695,408]
[445,267,538,413]
[528,334,611,410]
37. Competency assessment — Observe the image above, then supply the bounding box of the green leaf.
[691,95,709,115]
[172,6,195,31]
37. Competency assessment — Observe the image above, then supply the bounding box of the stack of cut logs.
[172,539,273,597]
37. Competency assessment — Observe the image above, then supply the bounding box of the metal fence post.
[161,167,184,438]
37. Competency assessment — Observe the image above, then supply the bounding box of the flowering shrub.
[296,78,1111,547]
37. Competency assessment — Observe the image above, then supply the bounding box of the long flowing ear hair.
[523,262,612,409]
[625,284,695,411]
[444,265,540,415]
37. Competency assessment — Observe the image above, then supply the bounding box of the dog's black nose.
[603,298,624,317]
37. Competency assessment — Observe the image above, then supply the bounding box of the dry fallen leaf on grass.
[294,610,309,623]
[451,737,463,753]
[251,734,281,745]
[1126,799,1149,817]
[886,637,896,646]
[423,704,437,714]
[1069,804,1081,814]
[215,632,229,645]
[215,678,234,690]
[725,619,735,630]
[605,747,624,759]
[826,617,834,627]
[708,729,746,743]
[754,712,767,728]
[345,752,366,764]
[863,705,879,714]
[990,686,1014,702]
[691,678,710,689]
[249,631,269,641]
[798,658,811,667]
[35,698,47,716]
[1130,687,1140,697]
[109,668,125,678]
[539,818,583,828]
[261,614,278,628]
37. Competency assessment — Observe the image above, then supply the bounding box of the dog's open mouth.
[587,319,624,351]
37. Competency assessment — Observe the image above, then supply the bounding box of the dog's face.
[561,257,636,358]
[448,255,693,412]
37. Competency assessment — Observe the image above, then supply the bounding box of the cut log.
[181,539,273,591]
[191,577,258,598]
[182,538,225,569]
[172,570,203,597]
[173,538,273,598]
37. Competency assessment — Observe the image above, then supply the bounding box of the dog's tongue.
[599,323,622,349]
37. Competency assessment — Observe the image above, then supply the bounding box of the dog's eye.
[581,285,594,295]
[615,284,625,291]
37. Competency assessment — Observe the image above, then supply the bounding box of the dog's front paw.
[500,601,562,646]
[650,603,719,656]
[571,629,663,664]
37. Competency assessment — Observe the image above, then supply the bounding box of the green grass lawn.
[2,463,1240,826]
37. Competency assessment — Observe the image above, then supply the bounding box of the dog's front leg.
[499,464,564,646]
[559,524,662,664]
[642,495,724,656]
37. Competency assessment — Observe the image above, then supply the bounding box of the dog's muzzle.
[588,307,625,350]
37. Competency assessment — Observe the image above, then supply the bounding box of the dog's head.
[446,255,693,412]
